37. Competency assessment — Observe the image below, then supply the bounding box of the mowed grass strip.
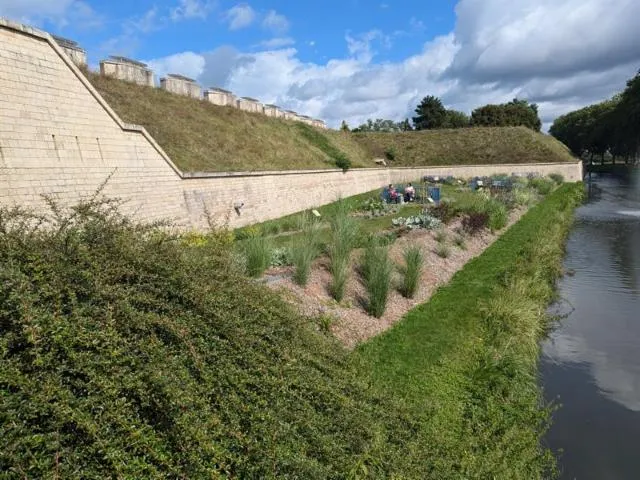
[355,183,584,479]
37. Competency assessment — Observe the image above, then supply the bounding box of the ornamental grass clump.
[436,243,451,258]
[399,246,424,299]
[361,240,394,317]
[328,200,358,302]
[291,214,322,286]
[242,233,273,277]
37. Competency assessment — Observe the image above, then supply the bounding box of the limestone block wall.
[0,19,186,226]
[53,35,86,67]
[264,104,282,118]
[0,18,583,232]
[204,88,236,106]
[161,74,201,98]
[237,97,263,113]
[100,57,154,87]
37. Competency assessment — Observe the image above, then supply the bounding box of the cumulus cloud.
[0,0,102,29]
[170,0,216,22]
[147,51,206,81]
[145,0,640,128]
[224,3,256,30]
[262,10,289,35]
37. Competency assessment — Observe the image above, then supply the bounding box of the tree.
[398,118,413,131]
[442,110,469,129]
[353,118,400,133]
[412,96,446,130]
[340,120,350,132]
[471,98,541,131]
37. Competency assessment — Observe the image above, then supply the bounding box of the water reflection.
[542,174,640,478]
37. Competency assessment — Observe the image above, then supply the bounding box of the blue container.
[428,186,441,204]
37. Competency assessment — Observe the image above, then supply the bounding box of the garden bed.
[267,208,525,348]
[239,174,561,348]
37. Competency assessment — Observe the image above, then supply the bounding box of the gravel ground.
[266,208,526,349]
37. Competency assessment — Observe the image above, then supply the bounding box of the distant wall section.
[100,56,154,87]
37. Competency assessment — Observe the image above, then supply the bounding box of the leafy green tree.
[471,98,541,131]
[442,110,469,129]
[353,118,400,132]
[398,118,413,131]
[413,95,447,130]
[340,120,350,132]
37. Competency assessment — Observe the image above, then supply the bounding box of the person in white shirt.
[404,183,416,202]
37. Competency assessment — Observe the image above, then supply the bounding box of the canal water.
[541,172,640,479]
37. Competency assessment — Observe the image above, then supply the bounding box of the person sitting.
[404,183,416,202]
[387,184,399,204]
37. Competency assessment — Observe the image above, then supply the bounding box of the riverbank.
[355,183,585,478]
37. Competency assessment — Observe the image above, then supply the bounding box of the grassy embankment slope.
[0,183,583,478]
[86,72,576,172]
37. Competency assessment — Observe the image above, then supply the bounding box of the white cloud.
[147,51,206,81]
[170,0,216,22]
[0,0,102,29]
[262,10,289,35]
[224,3,256,30]
[258,37,296,49]
[145,0,640,129]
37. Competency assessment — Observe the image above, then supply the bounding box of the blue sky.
[1,0,639,128]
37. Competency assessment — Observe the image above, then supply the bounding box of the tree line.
[549,71,640,164]
[347,96,541,132]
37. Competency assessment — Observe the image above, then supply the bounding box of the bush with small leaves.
[462,212,489,235]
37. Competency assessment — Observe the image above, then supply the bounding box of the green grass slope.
[352,127,576,166]
[86,72,371,172]
[86,73,576,173]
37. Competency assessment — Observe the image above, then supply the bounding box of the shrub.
[242,234,273,277]
[291,215,322,286]
[271,247,292,267]
[384,147,396,161]
[462,212,489,235]
[487,202,509,231]
[436,243,451,258]
[430,201,456,223]
[0,198,421,478]
[400,246,424,298]
[391,213,442,230]
[529,177,555,195]
[334,152,352,172]
[361,242,394,317]
[514,187,537,207]
[549,173,564,185]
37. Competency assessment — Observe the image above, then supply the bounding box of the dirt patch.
[266,208,526,349]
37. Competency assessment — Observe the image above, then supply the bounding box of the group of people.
[387,183,415,203]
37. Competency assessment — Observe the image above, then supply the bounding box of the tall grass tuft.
[487,202,509,231]
[242,234,273,277]
[361,240,394,317]
[400,246,424,298]
[436,243,451,258]
[328,200,358,302]
[291,214,322,286]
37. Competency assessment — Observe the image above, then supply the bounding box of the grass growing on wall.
[355,182,585,479]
